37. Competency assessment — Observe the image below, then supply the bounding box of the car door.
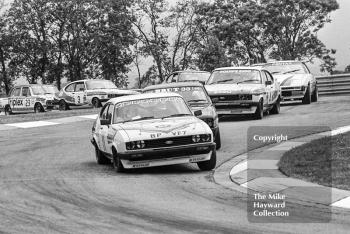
[22,86,35,112]
[9,87,22,113]
[63,83,77,105]
[73,82,86,106]
[264,71,278,104]
[260,71,270,107]
[97,103,111,153]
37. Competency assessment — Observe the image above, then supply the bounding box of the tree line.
[0,0,339,93]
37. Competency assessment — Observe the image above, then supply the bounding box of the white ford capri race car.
[205,67,281,119]
[91,93,216,172]
[57,79,139,110]
[256,61,318,104]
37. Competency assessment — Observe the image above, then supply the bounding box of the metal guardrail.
[316,73,350,96]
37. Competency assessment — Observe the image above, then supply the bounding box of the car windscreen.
[178,73,210,82]
[31,85,46,95]
[86,80,117,90]
[145,86,210,104]
[42,85,59,94]
[263,62,308,75]
[113,96,192,124]
[207,70,261,85]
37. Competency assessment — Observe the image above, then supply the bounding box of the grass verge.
[279,132,350,190]
[0,107,99,124]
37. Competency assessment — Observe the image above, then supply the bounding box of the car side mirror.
[100,119,111,126]
[265,80,272,86]
[194,110,202,117]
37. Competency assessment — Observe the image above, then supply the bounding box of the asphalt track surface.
[1,96,350,233]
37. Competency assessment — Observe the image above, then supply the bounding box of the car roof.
[173,70,210,74]
[13,84,43,88]
[254,60,304,66]
[213,66,264,72]
[143,82,204,91]
[108,92,183,104]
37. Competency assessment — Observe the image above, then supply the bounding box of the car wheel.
[4,106,12,115]
[270,98,280,115]
[254,99,263,119]
[94,144,110,165]
[92,98,101,108]
[34,103,43,113]
[112,148,125,173]
[215,129,221,150]
[311,86,318,102]
[302,84,311,104]
[59,100,68,111]
[197,149,216,171]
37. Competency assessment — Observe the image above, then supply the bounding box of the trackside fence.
[316,73,350,96]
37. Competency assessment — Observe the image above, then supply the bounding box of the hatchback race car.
[164,70,211,85]
[91,93,216,172]
[143,82,221,149]
[205,67,281,119]
[0,84,55,115]
[57,79,139,110]
[256,61,318,104]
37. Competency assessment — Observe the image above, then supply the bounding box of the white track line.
[229,161,247,176]
[78,114,98,119]
[331,197,350,209]
[6,121,59,129]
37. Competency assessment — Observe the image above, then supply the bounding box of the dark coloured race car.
[163,70,211,85]
[143,82,221,149]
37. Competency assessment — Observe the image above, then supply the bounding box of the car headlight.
[126,140,146,150]
[192,134,211,143]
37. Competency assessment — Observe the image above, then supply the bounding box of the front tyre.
[254,99,264,120]
[34,103,44,113]
[311,86,318,102]
[4,106,12,115]
[270,98,280,115]
[94,144,110,165]
[302,84,311,104]
[92,98,101,108]
[59,100,68,111]
[215,129,221,150]
[112,148,125,173]
[197,149,216,171]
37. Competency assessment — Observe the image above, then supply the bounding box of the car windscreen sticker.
[152,87,202,93]
[116,97,182,108]
[217,70,256,73]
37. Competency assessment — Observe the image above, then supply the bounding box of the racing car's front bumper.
[118,143,216,169]
[281,87,306,101]
[213,102,259,115]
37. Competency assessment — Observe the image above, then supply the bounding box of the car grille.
[282,91,292,97]
[144,136,193,149]
[215,104,252,110]
[211,95,252,102]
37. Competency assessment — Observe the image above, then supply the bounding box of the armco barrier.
[316,73,350,96]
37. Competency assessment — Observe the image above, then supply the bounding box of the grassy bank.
[279,132,350,190]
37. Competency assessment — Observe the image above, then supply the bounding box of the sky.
[318,0,350,71]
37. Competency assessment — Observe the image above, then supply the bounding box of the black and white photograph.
[0,0,350,233]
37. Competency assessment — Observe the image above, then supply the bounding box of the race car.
[164,70,211,85]
[57,79,139,110]
[143,82,222,149]
[255,61,318,104]
[205,67,281,119]
[0,84,55,115]
[91,92,216,172]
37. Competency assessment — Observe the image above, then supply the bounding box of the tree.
[132,0,169,82]
[262,0,339,66]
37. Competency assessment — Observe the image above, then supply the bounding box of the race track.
[1,96,350,234]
